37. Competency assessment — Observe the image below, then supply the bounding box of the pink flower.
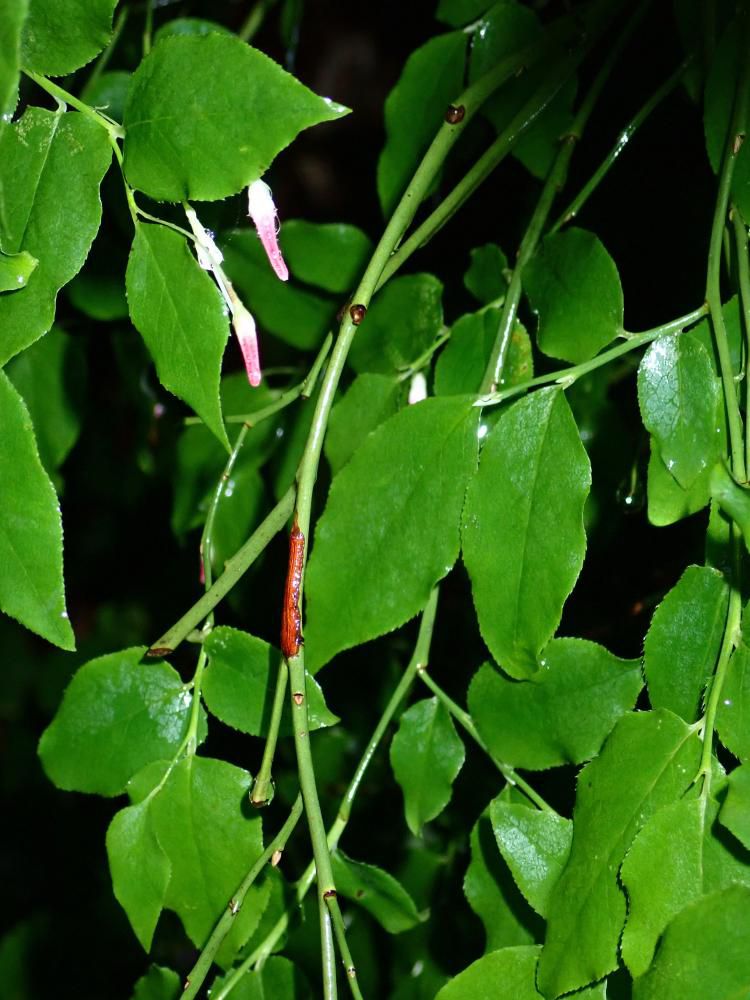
[247,179,289,281]
[233,305,262,387]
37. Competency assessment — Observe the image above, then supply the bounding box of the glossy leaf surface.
[468,640,642,769]
[644,565,728,722]
[331,850,422,933]
[325,373,402,475]
[39,648,193,795]
[525,229,623,363]
[123,34,347,201]
[0,249,37,292]
[435,946,542,1000]
[0,0,26,119]
[0,108,111,365]
[0,371,74,649]
[646,443,711,526]
[22,0,117,76]
[538,710,701,997]
[126,224,229,449]
[305,398,479,671]
[434,309,532,397]
[390,697,465,834]
[462,388,590,678]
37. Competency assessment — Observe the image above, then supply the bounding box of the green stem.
[22,70,125,139]
[148,487,295,656]
[476,306,708,409]
[143,0,153,56]
[706,8,750,483]
[479,0,647,394]
[186,646,208,756]
[181,795,304,1000]
[416,668,554,814]
[239,0,279,42]
[732,206,750,475]
[326,895,364,1000]
[214,592,439,998]
[548,58,688,234]
[250,657,287,806]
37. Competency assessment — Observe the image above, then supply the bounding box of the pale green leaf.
[325,373,402,475]
[22,0,117,76]
[0,0,27,120]
[126,223,229,449]
[154,18,235,43]
[468,640,642,769]
[462,388,590,678]
[123,34,348,202]
[435,946,542,1000]
[0,249,37,291]
[646,440,711,526]
[717,643,750,760]
[0,371,74,649]
[38,648,193,795]
[537,710,702,998]
[644,565,729,721]
[720,763,750,851]
[390,697,465,834]
[332,849,422,933]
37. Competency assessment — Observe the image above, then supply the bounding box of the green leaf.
[6,326,85,473]
[468,640,641,769]
[22,0,117,76]
[463,243,508,304]
[210,956,312,1000]
[646,440,711,526]
[210,466,266,573]
[0,0,27,120]
[331,849,422,933]
[524,229,624,363]
[436,945,542,1000]
[153,17,235,43]
[710,462,750,553]
[38,648,194,796]
[434,309,532,396]
[621,795,750,978]
[0,371,74,649]
[390,697,465,834]
[463,804,540,951]
[106,800,171,951]
[222,229,336,349]
[348,274,444,375]
[462,388,590,678]
[130,965,180,1000]
[325,373,402,475]
[377,32,466,215]
[644,565,729,721]
[123,34,348,202]
[0,249,37,291]
[436,0,494,28]
[537,710,702,998]
[280,221,373,294]
[637,333,721,489]
[632,886,750,1000]
[490,801,572,918]
[305,397,479,671]
[703,19,744,173]
[717,642,750,760]
[126,223,229,449]
[149,757,266,956]
[0,108,112,366]
[203,627,338,736]
[720,763,750,850]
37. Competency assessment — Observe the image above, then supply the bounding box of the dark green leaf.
[348,274,444,375]
[123,34,348,202]
[525,229,624,363]
[0,108,112,365]
[222,230,336,350]
[490,801,572,917]
[325,373,402,475]
[434,309,532,396]
[80,69,131,125]
[130,965,180,1000]
[638,333,720,489]
[331,849,422,933]
[210,465,266,572]
[644,565,728,721]
[38,648,193,795]
[377,33,466,215]
[22,0,117,76]
[280,221,373,294]
[717,643,750,760]
[106,801,171,951]
[0,371,74,649]
[720,763,750,850]
[203,627,338,736]
[436,0,494,28]
[463,243,508,304]
[646,441,711,526]
[469,640,641,769]
[690,296,743,378]
[390,697,465,834]
[462,388,590,678]
[149,757,266,956]
[305,397,479,671]
[710,462,750,553]
[538,710,702,998]
[0,0,26,119]
[126,223,229,449]
[6,326,85,473]
[0,249,37,291]
[210,956,312,1000]
[703,20,744,173]
[632,886,750,1000]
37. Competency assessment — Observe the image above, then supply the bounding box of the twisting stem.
[181,795,304,1000]
[22,70,125,139]
[706,8,750,483]
[731,206,750,474]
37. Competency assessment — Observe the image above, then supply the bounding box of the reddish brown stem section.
[281,516,305,659]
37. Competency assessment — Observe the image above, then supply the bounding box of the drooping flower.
[233,303,262,387]
[247,179,289,282]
